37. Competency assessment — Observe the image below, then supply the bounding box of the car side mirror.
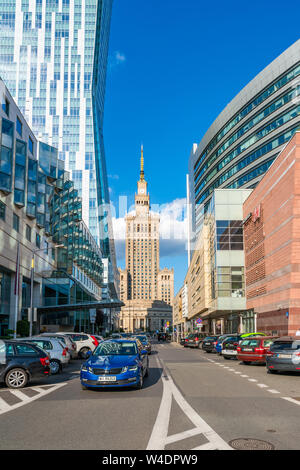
[141,350,147,356]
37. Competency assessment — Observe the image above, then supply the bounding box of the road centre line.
[267,389,280,394]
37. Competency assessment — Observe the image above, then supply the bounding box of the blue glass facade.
[189,41,300,237]
[0,0,115,268]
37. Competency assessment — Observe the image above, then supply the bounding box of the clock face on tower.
[139,189,145,194]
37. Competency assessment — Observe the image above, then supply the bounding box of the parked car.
[111,333,122,339]
[40,333,78,359]
[17,336,70,374]
[56,333,99,358]
[93,335,104,343]
[215,334,239,355]
[132,335,152,354]
[266,336,300,374]
[157,332,167,342]
[0,340,50,389]
[80,339,149,390]
[221,336,243,359]
[202,335,220,353]
[180,335,190,346]
[237,336,278,364]
[183,333,206,349]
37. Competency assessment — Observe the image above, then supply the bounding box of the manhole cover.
[229,438,275,450]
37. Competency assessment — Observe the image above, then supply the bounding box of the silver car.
[39,333,78,359]
[16,337,70,374]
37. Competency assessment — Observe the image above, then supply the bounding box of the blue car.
[215,334,239,355]
[80,339,149,390]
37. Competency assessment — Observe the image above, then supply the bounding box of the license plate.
[189,340,193,342]
[223,350,236,355]
[243,348,253,352]
[277,354,292,359]
[98,376,116,382]
[205,342,210,345]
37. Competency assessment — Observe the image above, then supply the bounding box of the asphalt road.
[0,341,300,450]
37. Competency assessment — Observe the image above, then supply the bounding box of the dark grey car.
[266,336,300,373]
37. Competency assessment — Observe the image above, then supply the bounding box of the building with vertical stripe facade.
[0,0,118,297]
[188,39,300,246]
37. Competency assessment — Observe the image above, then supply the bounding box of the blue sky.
[103,0,300,294]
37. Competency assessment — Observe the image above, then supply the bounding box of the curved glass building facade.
[189,39,300,237]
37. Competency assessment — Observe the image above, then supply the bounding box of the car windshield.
[93,341,138,356]
[204,337,217,340]
[241,339,260,347]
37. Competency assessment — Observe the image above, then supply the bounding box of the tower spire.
[140,144,144,181]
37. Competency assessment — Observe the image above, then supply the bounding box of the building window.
[0,201,5,221]
[28,137,34,154]
[25,224,31,242]
[2,97,9,116]
[13,213,19,232]
[216,220,243,250]
[16,117,22,136]
[36,233,40,248]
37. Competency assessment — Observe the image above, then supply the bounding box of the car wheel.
[206,350,211,353]
[79,347,90,359]
[243,361,251,365]
[267,369,278,374]
[223,356,230,360]
[5,368,28,389]
[136,371,143,389]
[144,367,149,378]
[50,359,61,375]
[81,384,89,390]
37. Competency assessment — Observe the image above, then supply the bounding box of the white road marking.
[147,356,232,450]
[281,397,300,406]
[248,379,258,382]
[0,383,67,416]
[9,390,32,402]
[241,375,249,378]
[267,389,280,394]
[0,396,11,412]
[257,384,268,388]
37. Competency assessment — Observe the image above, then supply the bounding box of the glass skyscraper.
[0,0,117,292]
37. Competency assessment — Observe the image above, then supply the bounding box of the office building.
[188,39,300,245]
[243,130,300,336]
[0,78,121,335]
[0,0,118,298]
[175,189,254,336]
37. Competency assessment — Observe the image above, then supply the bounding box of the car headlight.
[128,366,138,372]
[121,367,128,373]
[81,365,88,372]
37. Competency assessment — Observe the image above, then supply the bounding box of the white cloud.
[112,198,188,262]
[115,51,126,64]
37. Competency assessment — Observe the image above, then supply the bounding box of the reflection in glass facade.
[189,40,300,237]
[0,0,116,270]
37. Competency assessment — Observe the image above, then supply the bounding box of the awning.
[37,299,124,314]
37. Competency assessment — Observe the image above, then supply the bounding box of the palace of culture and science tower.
[119,147,173,333]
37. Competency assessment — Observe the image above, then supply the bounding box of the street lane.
[157,342,300,450]
[0,341,299,450]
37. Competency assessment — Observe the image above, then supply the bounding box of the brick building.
[243,131,300,335]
